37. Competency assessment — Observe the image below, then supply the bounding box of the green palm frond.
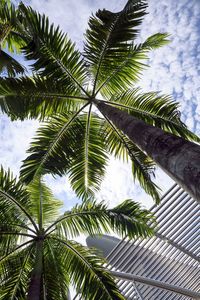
[98,33,170,98]
[84,0,147,95]
[0,50,25,77]
[108,89,200,142]
[0,166,38,232]
[20,111,108,201]
[20,109,88,184]
[19,3,89,96]
[0,76,85,120]
[0,244,34,300]
[102,120,160,203]
[48,199,155,239]
[0,1,26,76]
[68,112,108,200]
[49,237,126,300]
[43,240,71,299]
[0,1,25,52]
[27,177,63,228]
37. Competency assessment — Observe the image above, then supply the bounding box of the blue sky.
[1,0,200,210]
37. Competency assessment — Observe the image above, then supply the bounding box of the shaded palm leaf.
[0,244,34,300]
[49,238,126,300]
[0,1,26,76]
[0,49,25,77]
[48,199,155,239]
[0,76,85,120]
[43,240,72,299]
[0,166,37,232]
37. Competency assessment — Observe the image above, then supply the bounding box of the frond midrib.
[92,13,120,95]
[0,188,38,232]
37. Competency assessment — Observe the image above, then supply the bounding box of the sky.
[1,0,200,212]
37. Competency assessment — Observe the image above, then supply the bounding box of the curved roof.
[105,184,200,299]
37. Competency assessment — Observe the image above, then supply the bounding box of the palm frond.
[48,199,155,239]
[0,50,25,77]
[20,111,108,201]
[84,0,147,95]
[27,176,63,227]
[20,108,88,184]
[68,112,108,200]
[19,3,89,96]
[50,237,126,300]
[0,1,26,53]
[101,110,160,203]
[0,166,38,232]
[97,33,170,98]
[43,239,71,299]
[108,89,200,142]
[0,244,34,300]
[141,32,170,49]
[0,76,85,121]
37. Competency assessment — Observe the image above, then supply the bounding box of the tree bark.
[96,101,200,203]
[27,239,43,300]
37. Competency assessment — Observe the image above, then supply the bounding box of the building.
[87,184,200,299]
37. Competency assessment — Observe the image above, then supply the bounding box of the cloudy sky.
[1,0,200,211]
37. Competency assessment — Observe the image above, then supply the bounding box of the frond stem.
[0,239,34,263]
[0,189,38,233]
[84,103,93,189]
[0,231,35,239]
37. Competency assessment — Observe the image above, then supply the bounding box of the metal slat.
[104,184,200,300]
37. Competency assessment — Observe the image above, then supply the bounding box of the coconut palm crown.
[0,1,198,203]
[0,166,154,299]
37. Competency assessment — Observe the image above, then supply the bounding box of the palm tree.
[0,1,199,203]
[0,166,154,299]
[0,1,25,76]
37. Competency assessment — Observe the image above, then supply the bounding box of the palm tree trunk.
[27,239,43,300]
[95,100,200,203]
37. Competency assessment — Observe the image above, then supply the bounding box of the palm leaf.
[19,3,89,96]
[84,0,147,95]
[0,244,34,300]
[0,50,25,77]
[20,111,108,201]
[0,166,38,232]
[97,33,170,98]
[20,108,88,184]
[47,199,155,239]
[43,239,71,299]
[49,237,126,300]
[102,120,160,203]
[0,1,26,53]
[0,76,85,120]
[107,89,200,142]
[27,176,63,227]
[68,112,108,200]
